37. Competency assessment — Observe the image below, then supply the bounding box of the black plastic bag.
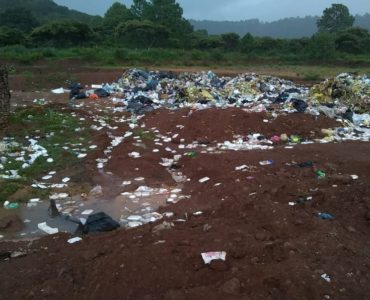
[80,212,120,234]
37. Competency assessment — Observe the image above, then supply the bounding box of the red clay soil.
[143,108,340,143]
[106,137,174,187]
[0,102,369,299]
[7,62,315,91]
[1,140,370,299]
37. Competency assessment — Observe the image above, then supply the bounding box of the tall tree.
[130,0,150,20]
[317,4,355,33]
[116,20,170,48]
[149,0,192,35]
[0,66,10,129]
[104,2,133,29]
[221,32,240,51]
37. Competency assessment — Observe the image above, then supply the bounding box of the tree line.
[0,1,370,60]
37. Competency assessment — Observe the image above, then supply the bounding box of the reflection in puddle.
[0,177,184,240]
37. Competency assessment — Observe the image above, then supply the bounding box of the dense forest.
[0,0,370,65]
[191,14,370,38]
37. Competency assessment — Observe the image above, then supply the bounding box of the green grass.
[0,182,23,202]
[0,107,90,203]
[133,129,156,141]
[2,46,370,69]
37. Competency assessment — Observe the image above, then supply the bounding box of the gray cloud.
[54,0,370,21]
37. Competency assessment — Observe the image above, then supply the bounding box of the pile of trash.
[114,69,311,114]
[310,73,370,113]
[66,70,369,129]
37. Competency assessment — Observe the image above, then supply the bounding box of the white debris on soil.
[67,237,82,244]
[201,251,227,264]
[38,222,59,235]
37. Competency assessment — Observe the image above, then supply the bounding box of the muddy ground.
[0,71,370,300]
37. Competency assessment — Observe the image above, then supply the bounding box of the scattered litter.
[201,251,227,264]
[259,160,274,166]
[62,177,70,183]
[128,152,141,158]
[317,213,334,220]
[51,87,66,94]
[184,151,197,157]
[50,193,69,200]
[3,201,19,209]
[67,237,82,244]
[199,177,210,183]
[127,215,143,222]
[38,222,59,235]
[80,212,120,234]
[235,165,248,171]
[29,198,40,203]
[315,170,326,179]
[81,209,94,215]
[321,273,331,283]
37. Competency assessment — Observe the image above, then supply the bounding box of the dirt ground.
[7,60,323,92]
[1,71,370,300]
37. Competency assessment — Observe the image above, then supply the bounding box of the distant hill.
[0,0,101,25]
[1,0,369,38]
[191,14,370,38]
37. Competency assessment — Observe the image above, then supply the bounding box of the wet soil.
[0,141,369,300]
[0,92,370,299]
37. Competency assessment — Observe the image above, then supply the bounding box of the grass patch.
[303,72,322,81]
[0,106,90,203]
[134,129,156,141]
[0,181,23,202]
[2,46,370,69]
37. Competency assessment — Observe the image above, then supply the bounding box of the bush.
[335,27,370,54]
[30,21,94,47]
[0,27,25,46]
[306,33,336,61]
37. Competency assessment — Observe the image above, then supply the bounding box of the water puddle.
[0,172,184,240]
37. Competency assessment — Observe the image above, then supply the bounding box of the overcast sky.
[54,0,370,21]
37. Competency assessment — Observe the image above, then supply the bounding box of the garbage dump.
[1,69,370,241]
[68,70,369,130]
[310,73,370,113]
[1,68,370,300]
